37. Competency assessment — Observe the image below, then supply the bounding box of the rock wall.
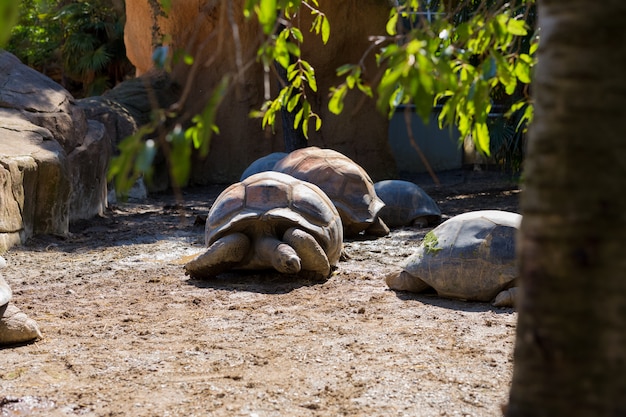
[123,0,397,184]
[0,51,112,252]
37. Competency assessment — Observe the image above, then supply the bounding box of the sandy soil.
[0,169,520,417]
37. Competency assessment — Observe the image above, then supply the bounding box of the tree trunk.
[507,1,626,415]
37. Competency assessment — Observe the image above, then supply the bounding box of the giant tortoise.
[239,152,287,181]
[374,180,441,228]
[273,147,389,237]
[385,210,521,307]
[185,171,343,280]
[1,256,42,345]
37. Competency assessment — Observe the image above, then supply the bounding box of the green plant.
[248,0,330,139]
[54,0,131,96]
[7,0,62,73]
[0,0,19,46]
[7,0,132,97]
[423,231,442,254]
[329,0,536,158]
[109,0,537,197]
[487,103,529,173]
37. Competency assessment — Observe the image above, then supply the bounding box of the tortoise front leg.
[492,287,519,307]
[0,303,42,345]
[385,269,431,293]
[184,232,250,278]
[283,228,331,281]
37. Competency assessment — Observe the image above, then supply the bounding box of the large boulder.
[0,52,88,154]
[123,0,396,184]
[0,51,112,252]
[78,71,181,145]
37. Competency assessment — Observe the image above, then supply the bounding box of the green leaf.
[481,56,497,80]
[258,0,277,34]
[473,122,491,156]
[287,93,301,112]
[0,0,18,46]
[301,101,311,137]
[336,64,355,77]
[168,129,192,187]
[311,13,321,34]
[159,0,172,14]
[294,107,304,129]
[300,59,317,91]
[357,81,373,97]
[185,76,229,157]
[133,143,153,185]
[514,59,531,84]
[321,16,330,44]
[244,0,255,18]
[413,85,434,122]
[506,18,528,37]
[346,74,356,89]
[529,38,539,55]
[493,51,517,95]
[328,85,347,115]
[274,34,290,69]
[386,9,398,36]
[290,27,304,43]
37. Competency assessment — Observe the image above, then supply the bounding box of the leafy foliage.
[4,0,538,194]
[107,76,229,195]
[0,0,19,47]
[54,0,131,96]
[7,0,62,71]
[330,0,537,157]
[247,0,329,139]
[109,0,536,195]
[7,0,132,97]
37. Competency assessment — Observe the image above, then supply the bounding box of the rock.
[68,120,111,220]
[0,51,112,251]
[0,113,71,238]
[78,72,181,148]
[0,51,88,154]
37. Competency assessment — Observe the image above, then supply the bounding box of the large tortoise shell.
[273,147,384,236]
[401,210,521,301]
[374,180,441,227]
[206,171,343,265]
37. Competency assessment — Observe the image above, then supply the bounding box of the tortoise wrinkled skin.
[274,147,388,237]
[374,180,442,228]
[386,210,521,307]
[185,172,343,280]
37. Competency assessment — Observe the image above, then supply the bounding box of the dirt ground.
[1,169,521,417]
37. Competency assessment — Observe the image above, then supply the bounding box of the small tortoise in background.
[274,147,389,238]
[385,210,521,307]
[185,171,343,281]
[374,180,442,228]
[1,256,42,345]
[239,152,287,181]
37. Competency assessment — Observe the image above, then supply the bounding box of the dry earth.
[1,169,520,417]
